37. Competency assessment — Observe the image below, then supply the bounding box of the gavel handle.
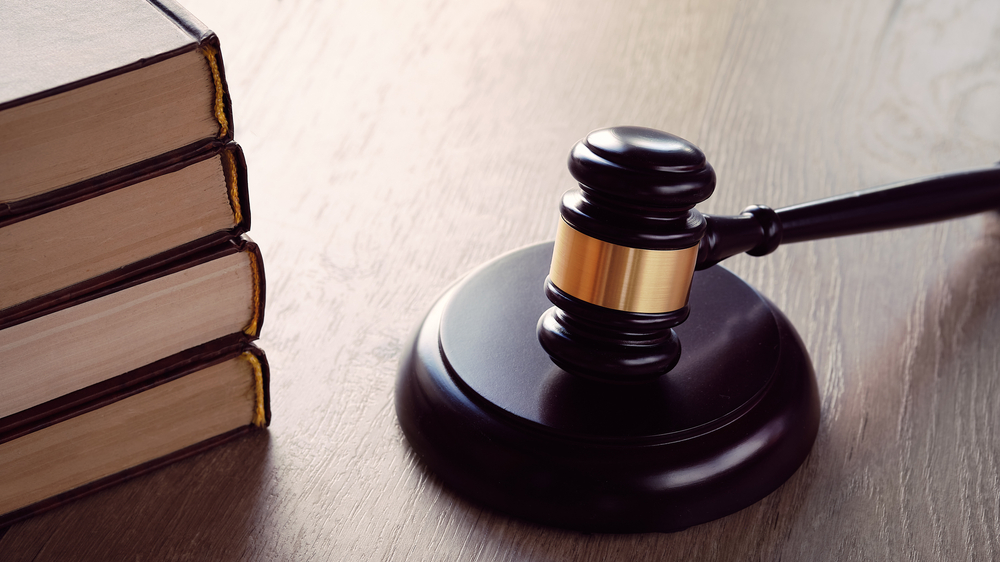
[696,164,1000,269]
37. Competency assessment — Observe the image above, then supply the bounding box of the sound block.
[396,242,820,533]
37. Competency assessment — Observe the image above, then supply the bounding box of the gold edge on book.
[243,351,267,428]
[200,45,229,138]
[244,249,262,337]
[222,148,243,226]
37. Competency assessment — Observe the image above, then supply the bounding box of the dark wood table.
[4,0,1000,559]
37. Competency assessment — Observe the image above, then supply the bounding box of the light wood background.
[3,0,1000,559]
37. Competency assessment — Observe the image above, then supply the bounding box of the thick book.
[0,335,271,527]
[0,236,265,421]
[0,0,233,209]
[0,140,250,321]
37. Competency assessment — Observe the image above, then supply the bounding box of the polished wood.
[398,241,819,532]
[3,0,1000,558]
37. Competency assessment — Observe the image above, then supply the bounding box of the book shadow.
[0,430,274,561]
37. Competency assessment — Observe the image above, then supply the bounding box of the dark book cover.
[0,0,235,207]
[0,0,229,114]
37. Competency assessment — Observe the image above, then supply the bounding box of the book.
[0,0,271,527]
[0,0,233,208]
[0,335,270,527]
[0,236,265,421]
[0,140,250,321]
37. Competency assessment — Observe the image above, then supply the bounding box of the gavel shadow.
[743,214,1000,557]
[827,215,1000,534]
[871,215,1000,393]
[717,214,1000,554]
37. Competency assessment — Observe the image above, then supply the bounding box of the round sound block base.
[395,242,820,533]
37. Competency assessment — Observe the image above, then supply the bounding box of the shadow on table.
[779,214,1000,559]
[0,430,275,562]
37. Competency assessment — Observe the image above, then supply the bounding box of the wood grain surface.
[3,0,1000,559]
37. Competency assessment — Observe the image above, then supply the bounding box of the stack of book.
[0,0,270,525]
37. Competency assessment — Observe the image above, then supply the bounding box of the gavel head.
[537,126,717,383]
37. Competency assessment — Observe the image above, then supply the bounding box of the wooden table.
[3,0,1000,559]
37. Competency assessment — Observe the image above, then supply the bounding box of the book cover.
[0,0,234,206]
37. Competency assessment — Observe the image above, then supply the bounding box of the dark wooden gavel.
[396,125,1000,533]
[539,126,1000,382]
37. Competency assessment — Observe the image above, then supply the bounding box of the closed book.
[0,0,234,209]
[0,140,250,321]
[0,236,265,421]
[0,336,271,527]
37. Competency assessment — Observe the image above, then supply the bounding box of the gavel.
[396,126,1000,533]
[538,126,1000,383]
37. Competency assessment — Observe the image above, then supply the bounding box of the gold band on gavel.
[549,219,699,314]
